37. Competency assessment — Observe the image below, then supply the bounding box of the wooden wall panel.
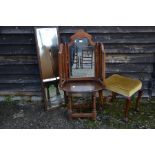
[0,26,41,97]
[59,26,155,33]
[0,45,36,55]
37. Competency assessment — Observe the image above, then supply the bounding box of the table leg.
[99,90,104,105]
[68,94,72,120]
[64,91,68,105]
[92,92,97,120]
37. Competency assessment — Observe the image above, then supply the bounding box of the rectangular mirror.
[35,27,64,110]
[36,28,59,79]
[70,39,95,78]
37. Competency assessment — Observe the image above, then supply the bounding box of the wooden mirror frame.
[34,27,62,111]
[59,30,105,82]
[68,30,96,80]
[58,30,106,88]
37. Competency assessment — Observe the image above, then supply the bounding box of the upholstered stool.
[105,74,143,122]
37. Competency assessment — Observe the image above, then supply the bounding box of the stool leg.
[124,97,131,122]
[68,95,72,120]
[135,90,143,112]
[111,91,117,102]
[92,93,97,120]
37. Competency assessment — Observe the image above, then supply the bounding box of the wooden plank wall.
[0,26,155,101]
[0,26,41,100]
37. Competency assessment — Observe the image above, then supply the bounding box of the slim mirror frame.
[34,27,63,111]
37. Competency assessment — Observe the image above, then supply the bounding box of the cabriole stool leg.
[124,97,131,122]
[135,90,143,112]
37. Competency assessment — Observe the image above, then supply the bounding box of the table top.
[62,80,104,93]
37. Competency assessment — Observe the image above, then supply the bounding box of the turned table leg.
[68,94,72,120]
[99,90,104,105]
[64,91,68,105]
[92,92,97,120]
[98,90,104,110]
[135,90,143,111]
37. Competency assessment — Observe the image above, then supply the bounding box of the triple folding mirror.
[35,27,63,110]
[58,30,105,120]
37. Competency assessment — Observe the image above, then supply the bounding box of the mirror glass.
[70,38,95,78]
[36,28,59,79]
[35,28,64,109]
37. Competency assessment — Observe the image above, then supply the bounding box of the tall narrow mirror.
[70,38,95,78]
[35,27,63,110]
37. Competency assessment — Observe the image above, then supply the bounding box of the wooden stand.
[58,30,105,120]
[63,81,103,120]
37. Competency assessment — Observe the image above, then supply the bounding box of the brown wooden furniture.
[58,30,105,120]
[103,44,143,122]
[35,27,62,110]
[105,74,143,122]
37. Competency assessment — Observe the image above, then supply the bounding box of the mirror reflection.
[70,38,95,78]
[36,28,59,79]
